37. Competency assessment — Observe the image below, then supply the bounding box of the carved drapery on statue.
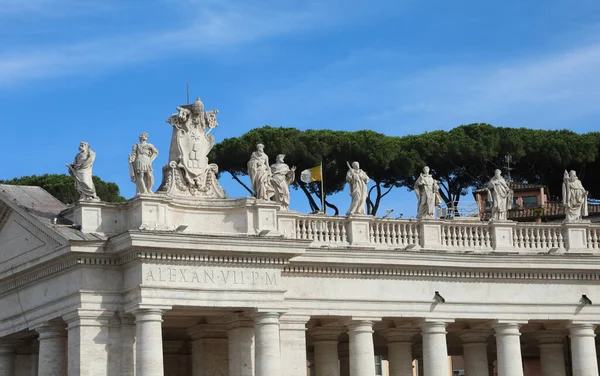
[157,98,226,198]
[562,170,588,222]
[487,169,513,221]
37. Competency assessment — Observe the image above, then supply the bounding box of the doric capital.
[379,328,419,343]
[33,322,67,340]
[458,330,493,344]
[187,324,228,341]
[279,314,310,331]
[493,321,525,337]
[309,326,345,342]
[568,322,597,338]
[535,330,567,345]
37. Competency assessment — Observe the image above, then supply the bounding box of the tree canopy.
[211,124,600,216]
[0,174,126,205]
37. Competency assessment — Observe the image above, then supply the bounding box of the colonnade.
[1,312,599,376]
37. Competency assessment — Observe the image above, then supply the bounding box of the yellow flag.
[300,165,322,183]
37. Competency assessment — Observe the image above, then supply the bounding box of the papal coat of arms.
[157,97,226,198]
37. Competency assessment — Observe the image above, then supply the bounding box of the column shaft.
[421,322,449,376]
[339,343,350,376]
[36,323,67,376]
[463,343,489,376]
[0,342,16,376]
[65,313,111,376]
[254,312,281,376]
[119,315,136,376]
[228,324,255,376]
[388,342,413,376]
[494,323,524,376]
[347,320,376,376]
[280,315,309,376]
[134,308,165,376]
[314,340,340,376]
[569,324,599,376]
[539,344,567,376]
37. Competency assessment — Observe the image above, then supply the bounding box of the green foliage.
[0,174,126,205]
[211,124,600,215]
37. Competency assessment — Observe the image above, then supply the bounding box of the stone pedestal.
[421,321,450,376]
[280,314,310,376]
[563,222,591,252]
[460,331,492,376]
[36,322,67,376]
[346,215,373,246]
[536,331,567,376]
[346,320,377,376]
[419,220,443,249]
[493,322,524,376]
[568,323,599,376]
[226,315,255,376]
[254,312,281,376]
[489,221,516,251]
[133,308,165,376]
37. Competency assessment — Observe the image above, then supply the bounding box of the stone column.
[536,331,567,376]
[421,321,450,376]
[0,341,17,376]
[280,314,310,376]
[460,331,491,376]
[311,326,343,376]
[339,343,350,376]
[36,322,67,376]
[493,322,524,376]
[254,311,281,376]
[119,314,137,376]
[133,308,165,376]
[568,323,599,376]
[64,310,111,376]
[188,324,229,376]
[346,319,377,376]
[226,314,255,376]
[380,328,418,376]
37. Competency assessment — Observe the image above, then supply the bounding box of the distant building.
[474,182,600,222]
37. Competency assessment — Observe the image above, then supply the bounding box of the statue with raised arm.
[487,169,513,221]
[414,166,441,219]
[346,161,369,215]
[270,154,296,210]
[66,141,99,201]
[562,170,588,222]
[129,132,158,195]
[157,97,226,198]
[247,143,275,200]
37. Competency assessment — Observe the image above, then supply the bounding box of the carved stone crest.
[157,98,226,198]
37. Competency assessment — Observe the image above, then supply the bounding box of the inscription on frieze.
[144,267,279,286]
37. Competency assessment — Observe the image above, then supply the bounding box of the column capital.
[493,320,525,336]
[33,321,67,340]
[63,309,113,328]
[458,329,493,344]
[344,318,378,333]
[379,327,419,343]
[279,313,310,330]
[131,307,167,321]
[568,322,597,338]
[223,313,254,330]
[187,324,227,340]
[420,319,452,334]
[253,311,281,326]
[309,326,345,342]
[535,330,566,345]
[0,340,20,354]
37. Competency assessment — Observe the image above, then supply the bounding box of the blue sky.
[2,0,600,217]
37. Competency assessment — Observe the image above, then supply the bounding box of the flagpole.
[320,161,325,214]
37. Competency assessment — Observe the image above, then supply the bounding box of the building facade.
[1,184,600,376]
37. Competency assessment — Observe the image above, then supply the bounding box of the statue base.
[157,161,226,198]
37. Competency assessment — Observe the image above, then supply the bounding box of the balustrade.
[513,224,564,250]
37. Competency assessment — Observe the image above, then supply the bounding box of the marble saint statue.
[66,141,99,201]
[129,132,159,195]
[346,161,370,215]
[247,143,275,200]
[270,154,296,210]
[414,166,442,219]
[487,169,513,221]
[562,170,588,222]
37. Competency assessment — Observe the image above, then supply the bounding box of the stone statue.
[270,154,296,210]
[129,132,158,195]
[66,141,99,201]
[562,170,588,222]
[247,144,275,200]
[346,161,369,215]
[157,97,226,198]
[414,166,442,219]
[487,169,513,221]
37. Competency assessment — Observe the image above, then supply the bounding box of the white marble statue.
[562,170,588,222]
[270,154,296,210]
[129,132,159,195]
[66,141,99,201]
[346,161,369,215]
[248,144,275,200]
[487,169,513,221]
[157,97,226,198]
[414,166,442,219]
